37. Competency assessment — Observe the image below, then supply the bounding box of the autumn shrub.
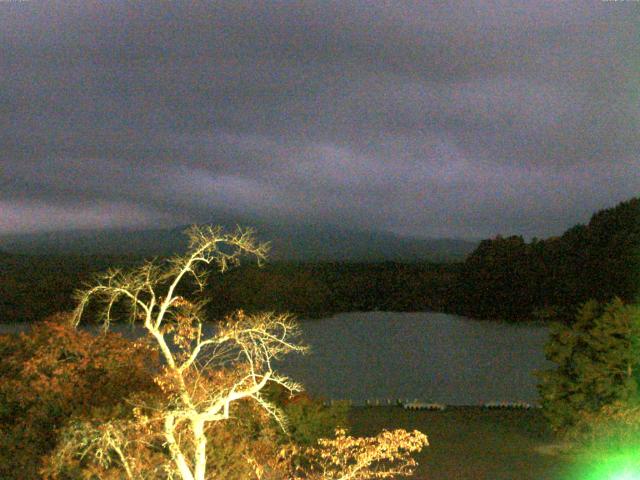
[292,428,429,480]
[201,400,291,480]
[265,384,350,446]
[0,313,160,479]
[282,396,350,446]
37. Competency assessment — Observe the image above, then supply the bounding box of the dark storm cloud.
[1,1,638,237]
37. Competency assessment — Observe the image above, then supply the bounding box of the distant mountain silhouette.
[0,218,477,262]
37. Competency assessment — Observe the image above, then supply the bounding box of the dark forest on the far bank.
[1,197,638,325]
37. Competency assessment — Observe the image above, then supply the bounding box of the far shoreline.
[0,307,555,326]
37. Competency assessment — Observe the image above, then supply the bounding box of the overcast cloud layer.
[1,1,638,238]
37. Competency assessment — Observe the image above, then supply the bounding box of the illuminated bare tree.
[71,225,306,480]
[60,225,429,480]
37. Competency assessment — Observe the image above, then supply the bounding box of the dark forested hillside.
[1,197,637,324]
[0,255,458,323]
[453,197,640,321]
[0,254,141,323]
[206,262,460,319]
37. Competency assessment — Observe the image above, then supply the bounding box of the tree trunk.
[193,418,208,480]
[165,415,195,480]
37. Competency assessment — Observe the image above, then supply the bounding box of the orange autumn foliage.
[299,428,429,480]
[0,312,159,479]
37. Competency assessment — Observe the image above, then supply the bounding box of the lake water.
[0,311,551,406]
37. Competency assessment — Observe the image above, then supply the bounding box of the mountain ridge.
[0,221,478,262]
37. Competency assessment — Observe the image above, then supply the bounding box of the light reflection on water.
[1,312,550,406]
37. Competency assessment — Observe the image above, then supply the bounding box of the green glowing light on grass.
[611,472,640,480]
[570,447,640,480]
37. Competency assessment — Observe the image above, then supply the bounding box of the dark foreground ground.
[348,406,574,480]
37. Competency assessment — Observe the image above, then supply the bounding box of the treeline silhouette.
[453,197,639,322]
[205,261,460,318]
[0,251,461,323]
[0,255,141,323]
[0,197,637,324]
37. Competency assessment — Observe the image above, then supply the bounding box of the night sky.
[2,1,638,239]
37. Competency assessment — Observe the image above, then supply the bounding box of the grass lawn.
[348,406,575,480]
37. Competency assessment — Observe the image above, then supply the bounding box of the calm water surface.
[1,312,550,405]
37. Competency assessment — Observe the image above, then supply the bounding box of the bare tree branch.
[69,225,305,480]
